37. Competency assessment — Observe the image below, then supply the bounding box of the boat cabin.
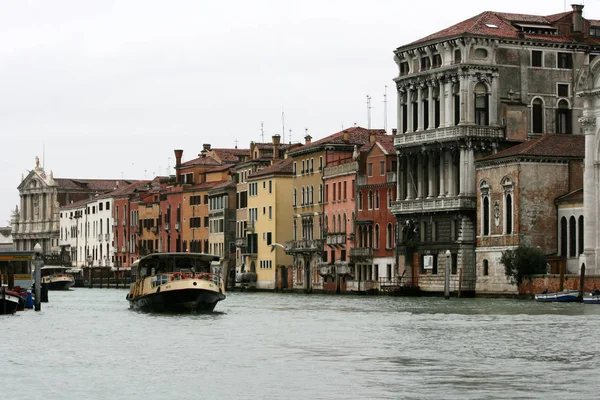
[134,253,220,279]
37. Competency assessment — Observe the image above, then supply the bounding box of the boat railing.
[149,272,223,288]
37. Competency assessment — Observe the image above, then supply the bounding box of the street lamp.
[33,243,42,311]
[445,250,451,300]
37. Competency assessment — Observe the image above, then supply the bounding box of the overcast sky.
[2,0,598,225]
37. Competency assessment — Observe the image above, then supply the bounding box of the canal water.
[2,290,600,400]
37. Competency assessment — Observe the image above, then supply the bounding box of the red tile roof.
[359,134,395,154]
[54,178,134,192]
[405,10,595,47]
[290,126,386,155]
[208,148,249,163]
[477,134,584,162]
[247,157,294,179]
[180,156,220,168]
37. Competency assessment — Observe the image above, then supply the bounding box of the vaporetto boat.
[40,266,75,290]
[126,252,226,313]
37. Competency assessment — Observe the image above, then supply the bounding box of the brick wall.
[518,274,600,294]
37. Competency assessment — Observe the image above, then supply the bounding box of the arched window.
[319,184,323,203]
[483,196,490,235]
[386,223,393,249]
[502,177,513,234]
[324,215,329,234]
[453,83,460,125]
[293,218,297,241]
[569,216,576,257]
[387,188,392,208]
[375,190,380,209]
[505,194,513,234]
[374,225,379,249]
[342,213,347,233]
[310,185,314,204]
[293,188,297,206]
[337,215,342,233]
[560,217,567,256]
[474,82,489,125]
[579,215,584,255]
[368,190,373,210]
[301,187,305,205]
[480,180,490,236]
[483,259,489,276]
[368,225,373,247]
[358,192,363,210]
[556,99,571,134]
[532,98,544,133]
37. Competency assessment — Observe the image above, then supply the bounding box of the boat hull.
[0,291,21,315]
[128,288,225,313]
[535,290,581,302]
[46,279,75,291]
[583,294,600,304]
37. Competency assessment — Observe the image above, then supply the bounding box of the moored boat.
[0,286,21,315]
[39,266,75,290]
[534,289,581,302]
[126,252,225,313]
[583,290,600,304]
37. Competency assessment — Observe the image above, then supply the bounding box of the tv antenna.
[366,95,372,129]
[383,86,388,132]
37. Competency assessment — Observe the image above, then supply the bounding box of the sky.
[2,0,599,225]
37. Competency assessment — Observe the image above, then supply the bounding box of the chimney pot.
[572,4,584,33]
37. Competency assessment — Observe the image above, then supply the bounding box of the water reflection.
[2,290,600,399]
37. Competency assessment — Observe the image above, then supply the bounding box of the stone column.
[459,146,466,196]
[439,78,446,128]
[406,155,414,200]
[427,81,434,130]
[467,145,475,196]
[406,86,414,133]
[459,74,467,124]
[448,150,456,197]
[446,78,454,127]
[416,152,423,199]
[438,150,446,198]
[427,151,435,198]
[398,86,405,133]
[580,114,598,272]
[397,153,404,201]
[489,74,499,125]
[417,84,424,132]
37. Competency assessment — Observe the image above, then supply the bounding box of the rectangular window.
[557,83,569,97]
[380,161,385,176]
[368,163,373,177]
[268,180,272,194]
[268,206,272,220]
[267,232,272,246]
[343,181,347,200]
[557,52,572,69]
[531,50,543,67]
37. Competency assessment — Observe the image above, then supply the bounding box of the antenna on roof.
[260,122,265,142]
[282,108,285,143]
[289,129,292,144]
[366,95,372,129]
[234,139,239,149]
[383,86,388,132]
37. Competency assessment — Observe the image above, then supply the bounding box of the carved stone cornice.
[578,116,596,129]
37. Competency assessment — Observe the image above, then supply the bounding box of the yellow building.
[246,157,295,290]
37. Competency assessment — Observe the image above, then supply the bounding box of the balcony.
[349,247,373,261]
[317,262,335,277]
[175,222,180,231]
[285,239,324,254]
[235,237,247,247]
[323,161,358,178]
[390,196,476,215]
[394,125,504,148]
[335,261,353,276]
[326,233,347,247]
[165,223,170,231]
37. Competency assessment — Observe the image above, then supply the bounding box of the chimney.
[572,4,584,33]
[305,135,312,145]
[174,149,183,183]
[202,143,211,152]
[272,134,281,160]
